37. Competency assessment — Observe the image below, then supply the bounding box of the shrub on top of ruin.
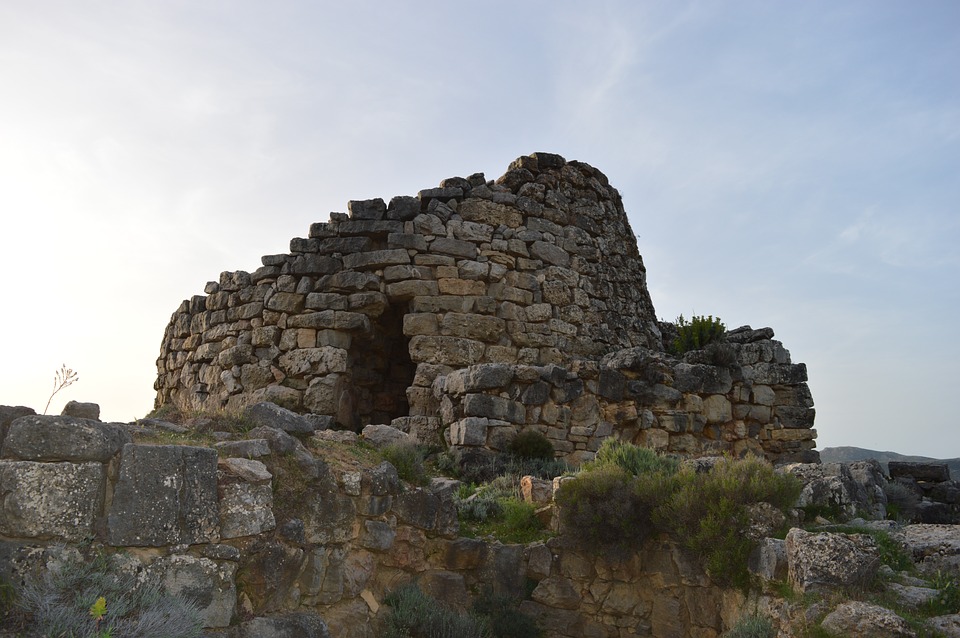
[507,429,555,461]
[588,438,679,477]
[670,314,726,355]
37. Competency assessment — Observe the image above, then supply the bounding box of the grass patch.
[726,613,775,638]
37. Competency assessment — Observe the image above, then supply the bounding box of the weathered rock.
[60,400,100,420]
[748,537,787,582]
[889,461,950,483]
[820,601,915,638]
[784,462,877,521]
[786,528,880,593]
[244,401,316,434]
[219,458,275,539]
[0,460,104,540]
[2,415,131,462]
[107,444,220,546]
[361,424,410,448]
[893,524,960,576]
[214,438,272,458]
[926,614,960,638]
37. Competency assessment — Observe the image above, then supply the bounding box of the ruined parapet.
[155,152,817,463]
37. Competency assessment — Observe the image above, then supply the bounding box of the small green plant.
[921,570,960,616]
[44,363,78,414]
[381,441,429,486]
[670,314,726,355]
[507,430,555,460]
[381,583,489,638]
[726,612,775,638]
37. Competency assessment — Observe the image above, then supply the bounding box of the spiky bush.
[589,438,679,476]
[654,456,801,588]
[726,613,775,638]
[381,583,490,638]
[507,430,555,460]
[17,550,204,638]
[671,314,726,355]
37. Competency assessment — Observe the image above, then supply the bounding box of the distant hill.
[820,446,960,478]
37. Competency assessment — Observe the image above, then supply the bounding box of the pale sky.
[1,1,957,457]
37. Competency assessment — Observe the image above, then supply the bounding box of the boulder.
[820,601,915,638]
[244,401,317,434]
[2,415,131,462]
[889,461,950,483]
[107,444,220,546]
[783,462,879,521]
[786,528,880,593]
[60,400,100,420]
[926,615,960,638]
[360,424,410,448]
[219,458,275,539]
[893,524,960,577]
[0,461,104,541]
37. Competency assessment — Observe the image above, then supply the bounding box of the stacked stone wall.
[155,152,816,464]
[0,409,747,637]
[438,324,817,464]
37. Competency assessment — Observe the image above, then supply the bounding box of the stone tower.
[156,153,818,463]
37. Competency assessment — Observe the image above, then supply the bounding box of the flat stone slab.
[107,444,219,546]
[0,460,104,541]
[2,415,131,462]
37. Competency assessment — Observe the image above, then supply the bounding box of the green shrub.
[653,456,801,588]
[17,549,204,638]
[508,430,555,460]
[472,590,542,638]
[381,441,429,486]
[726,613,775,638]
[589,439,679,476]
[382,583,489,638]
[555,467,660,550]
[671,314,726,355]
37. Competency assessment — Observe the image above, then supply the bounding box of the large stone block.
[108,444,220,546]
[786,528,880,593]
[2,415,131,462]
[0,460,104,541]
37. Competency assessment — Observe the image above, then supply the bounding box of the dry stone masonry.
[155,153,817,464]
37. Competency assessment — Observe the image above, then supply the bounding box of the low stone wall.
[0,409,746,637]
[438,325,817,464]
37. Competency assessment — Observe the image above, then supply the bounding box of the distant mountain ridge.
[820,446,960,478]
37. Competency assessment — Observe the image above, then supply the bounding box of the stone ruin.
[155,152,818,463]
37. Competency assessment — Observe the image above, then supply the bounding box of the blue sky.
[1,1,957,457]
